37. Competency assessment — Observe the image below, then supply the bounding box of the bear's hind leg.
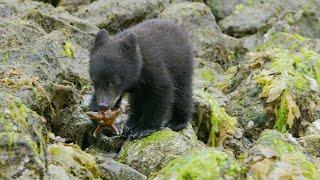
[126,83,174,139]
[166,72,193,131]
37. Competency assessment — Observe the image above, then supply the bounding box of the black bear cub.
[89,19,194,139]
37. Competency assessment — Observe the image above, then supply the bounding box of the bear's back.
[115,19,193,77]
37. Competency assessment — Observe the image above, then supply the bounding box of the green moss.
[62,41,75,58]
[235,3,245,14]
[2,50,10,64]
[155,148,241,179]
[274,95,287,132]
[285,13,295,24]
[200,69,215,82]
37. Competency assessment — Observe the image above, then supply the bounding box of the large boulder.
[117,127,204,176]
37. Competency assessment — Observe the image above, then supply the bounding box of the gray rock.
[159,2,227,64]
[219,2,278,37]
[75,0,171,32]
[96,157,147,180]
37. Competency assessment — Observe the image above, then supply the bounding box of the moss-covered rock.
[193,89,237,147]
[118,127,204,176]
[0,92,47,179]
[246,130,320,179]
[47,143,101,179]
[225,32,320,137]
[152,148,242,179]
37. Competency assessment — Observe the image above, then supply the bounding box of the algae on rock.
[153,148,242,180]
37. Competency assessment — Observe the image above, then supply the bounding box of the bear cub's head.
[89,29,142,110]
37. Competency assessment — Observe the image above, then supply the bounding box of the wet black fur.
[89,19,194,139]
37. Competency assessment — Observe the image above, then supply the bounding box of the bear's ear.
[120,32,138,51]
[92,29,109,48]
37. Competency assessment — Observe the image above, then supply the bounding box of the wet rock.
[0,92,47,179]
[75,0,170,33]
[47,143,101,179]
[245,130,320,179]
[117,127,204,176]
[159,2,228,64]
[96,156,147,180]
[152,148,242,179]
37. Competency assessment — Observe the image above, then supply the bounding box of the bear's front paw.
[127,129,157,140]
[122,125,132,137]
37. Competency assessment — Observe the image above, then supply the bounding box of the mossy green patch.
[154,148,241,179]
[235,3,245,14]
[200,68,215,82]
[62,41,75,58]
[274,95,287,132]
[2,50,10,64]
